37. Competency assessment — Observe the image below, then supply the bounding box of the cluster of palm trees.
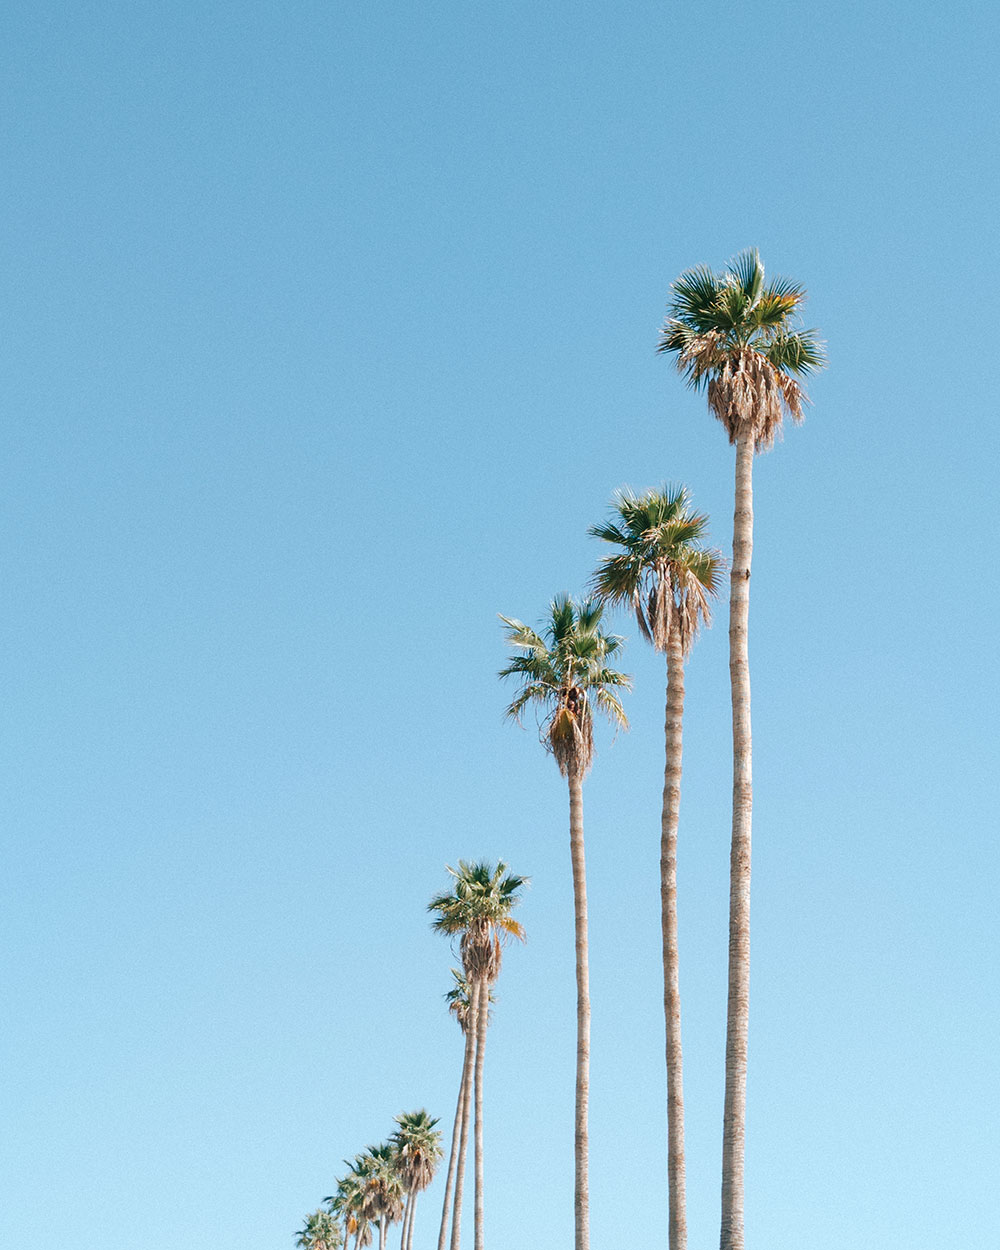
[298,249,823,1250]
[297,1111,444,1250]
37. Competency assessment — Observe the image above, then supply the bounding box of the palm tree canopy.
[499,594,631,778]
[658,248,826,449]
[297,1208,342,1250]
[445,968,494,1033]
[391,1109,444,1195]
[590,486,724,656]
[428,860,527,983]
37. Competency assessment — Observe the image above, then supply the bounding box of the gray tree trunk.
[449,980,479,1250]
[472,974,488,1250]
[379,1218,387,1250]
[405,1191,418,1250]
[662,629,688,1250]
[720,433,754,1250]
[399,1194,412,1250]
[568,765,590,1250]
[438,1044,471,1250]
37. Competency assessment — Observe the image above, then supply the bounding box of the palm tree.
[362,1145,405,1250]
[590,486,723,1250]
[499,595,630,1250]
[436,972,493,1250]
[328,1166,372,1250]
[658,249,825,1250]
[297,1209,343,1250]
[391,1109,443,1250]
[429,861,527,1250]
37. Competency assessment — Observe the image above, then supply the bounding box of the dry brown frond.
[548,690,594,779]
[691,345,803,451]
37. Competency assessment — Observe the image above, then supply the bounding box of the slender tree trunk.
[438,1028,471,1250]
[720,434,755,1250]
[662,629,688,1250]
[402,1190,417,1250]
[400,1194,412,1250]
[379,1218,387,1250]
[567,764,590,1250]
[472,973,489,1250]
[449,980,479,1250]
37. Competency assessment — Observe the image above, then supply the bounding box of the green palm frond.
[658,251,825,447]
[590,485,723,655]
[499,595,631,778]
[429,860,528,985]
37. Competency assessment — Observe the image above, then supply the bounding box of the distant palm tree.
[658,249,824,1250]
[436,972,493,1250]
[363,1144,405,1250]
[500,596,630,1250]
[591,486,723,1250]
[429,861,527,1250]
[328,1165,372,1250]
[391,1109,443,1250]
[297,1208,343,1250]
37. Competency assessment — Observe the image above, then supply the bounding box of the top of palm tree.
[428,860,527,983]
[658,248,826,450]
[590,485,724,656]
[499,594,631,778]
[390,1109,443,1196]
[296,1209,342,1250]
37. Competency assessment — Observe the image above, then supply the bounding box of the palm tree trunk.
[449,980,479,1250]
[472,974,489,1250]
[400,1194,412,1250]
[405,1191,418,1250]
[438,1029,470,1250]
[662,628,688,1250]
[720,433,755,1250]
[567,764,590,1250]
[379,1218,387,1250]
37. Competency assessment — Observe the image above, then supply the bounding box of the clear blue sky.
[2,3,997,1247]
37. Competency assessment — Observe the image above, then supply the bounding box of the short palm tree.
[391,1109,443,1250]
[590,486,723,1250]
[436,972,493,1250]
[500,595,630,1250]
[297,1209,343,1250]
[429,861,527,1250]
[658,249,825,1250]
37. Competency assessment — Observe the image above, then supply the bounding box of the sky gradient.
[2,3,998,1248]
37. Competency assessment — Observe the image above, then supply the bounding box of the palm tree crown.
[391,1109,443,1197]
[590,486,724,656]
[297,1209,343,1250]
[429,861,527,984]
[657,248,825,449]
[499,595,631,778]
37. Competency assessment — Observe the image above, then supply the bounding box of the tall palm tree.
[391,1109,443,1250]
[499,595,630,1250]
[429,861,527,1250]
[297,1209,343,1250]
[436,972,493,1250]
[590,486,724,1250]
[658,250,825,1250]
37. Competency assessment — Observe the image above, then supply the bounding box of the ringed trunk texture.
[661,628,688,1250]
[568,765,590,1250]
[472,974,489,1250]
[438,1032,472,1250]
[720,433,754,1250]
[449,980,479,1250]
